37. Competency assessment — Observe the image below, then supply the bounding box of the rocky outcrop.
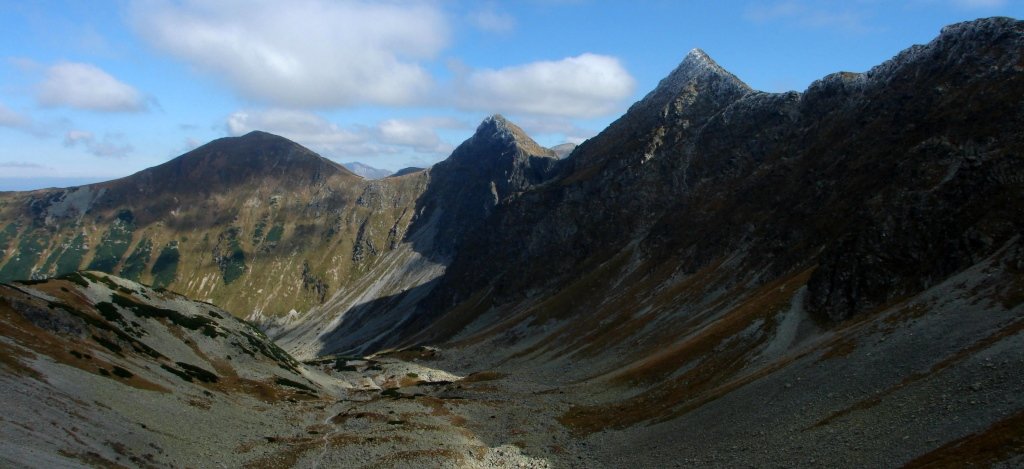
[408,114,560,259]
[417,17,1024,340]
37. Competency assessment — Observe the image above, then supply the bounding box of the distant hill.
[388,167,425,178]
[549,142,577,158]
[342,162,392,179]
[0,131,425,316]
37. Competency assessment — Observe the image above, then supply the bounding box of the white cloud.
[744,1,870,33]
[37,62,146,112]
[515,116,597,144]
[468,6,517,33]
[226,110,456,159]
[131,0,449,108]
[458,53,635,118]
[63,130,134,158]
[0,101,55,137]
[227,109,365,146]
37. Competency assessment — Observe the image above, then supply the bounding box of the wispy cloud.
[131,0,449,108]
[468,5,517,33]
[0,161,48,169]
[456,53,635,118]
[63,130,134,158]
[744,1,872,33]
[0,101,52,137]
[0,102,32,129]
[950,0,1007,8]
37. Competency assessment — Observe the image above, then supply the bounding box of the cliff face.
[424,17,1024,329]
[408,115,560,259]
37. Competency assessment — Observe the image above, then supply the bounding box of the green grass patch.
[0,222,19,255]
[274,377,317,393]
[54,233,89,277]
[120,238,152,281]
[111,293,222,337]
[216,228,246,285]
[150,241,179,289]
[265,224,284,243]
[94,302,124,323]
[87,212,135,272]
[252,217,268,244]
[0,230,50,281]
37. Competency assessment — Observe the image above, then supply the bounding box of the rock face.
[270,115,564,357]
[409,115,560,259]
[422,17,1024,329]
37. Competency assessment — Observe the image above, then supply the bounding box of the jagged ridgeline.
[0,117,561,322]
[0,131,428,316]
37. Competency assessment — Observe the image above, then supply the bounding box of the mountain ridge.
[0,17,1023,468]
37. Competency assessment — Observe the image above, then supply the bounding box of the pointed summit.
[469,114,555,159]
[651,48,751,98]
[407,115,560,256]
[460,114,561,161]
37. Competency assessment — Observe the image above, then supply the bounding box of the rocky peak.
[460,115,556,161]
[862,16,1023,84]
[566,48,753,171]
[644,48,751,105]
[407,115,560,258]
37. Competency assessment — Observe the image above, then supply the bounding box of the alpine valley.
[1,18,1023,468]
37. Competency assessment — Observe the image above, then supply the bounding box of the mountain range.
[1,17,1023,468]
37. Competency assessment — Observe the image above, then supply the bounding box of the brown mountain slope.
[0,131,426,316]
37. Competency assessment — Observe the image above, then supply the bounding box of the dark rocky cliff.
[418,17,1024,337]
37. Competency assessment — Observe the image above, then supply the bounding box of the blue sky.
[0,0,1021,190]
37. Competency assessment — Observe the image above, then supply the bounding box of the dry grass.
[0,292,169,393]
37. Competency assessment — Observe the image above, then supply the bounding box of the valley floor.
[4,335,1024,468]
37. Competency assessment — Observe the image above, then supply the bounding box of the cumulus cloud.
[377,117,462,153]
[226,110,456,159]
[63,130,134,158]
[37,62,146,112]
[131,0,448,108]
[458,54,635,118]
[468,6,517,33]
